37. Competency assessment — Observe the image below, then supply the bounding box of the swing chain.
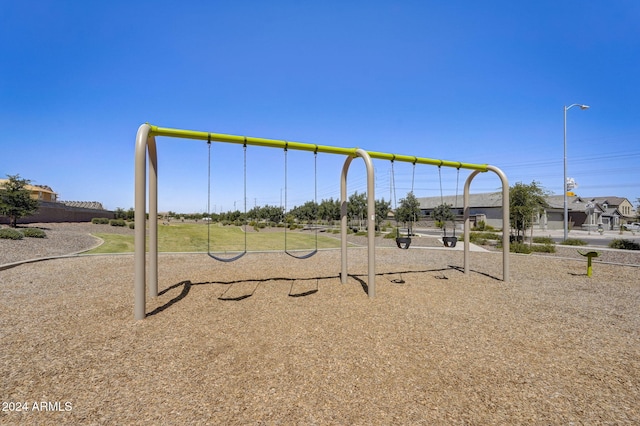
[283,143,318,259]
[206,135,248,262]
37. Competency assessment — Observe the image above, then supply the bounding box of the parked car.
[623,222,640,231]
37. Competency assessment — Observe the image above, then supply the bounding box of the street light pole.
[563,103,590,241]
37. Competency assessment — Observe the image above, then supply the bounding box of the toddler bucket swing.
[391,158,416,250]
[438,165,460,248]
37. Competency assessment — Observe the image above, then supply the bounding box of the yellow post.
[578,250,600,277]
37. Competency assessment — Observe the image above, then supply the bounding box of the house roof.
[61,201,105,210]
[417,192,503,209]
[603,207,622,216]
[0,179,57,195]
[418,192,632,215]
[587,196,629,206]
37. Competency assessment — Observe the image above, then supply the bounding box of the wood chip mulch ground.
[1,242,638,424]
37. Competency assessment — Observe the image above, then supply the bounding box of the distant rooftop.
[61,201,106,210]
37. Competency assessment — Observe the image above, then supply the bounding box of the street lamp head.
[566,103,591,112]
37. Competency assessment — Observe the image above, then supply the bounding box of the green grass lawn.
[86,223,343,254]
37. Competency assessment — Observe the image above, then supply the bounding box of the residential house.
[417,192,504,229]
[417,192,636,231]
[589,196,635,224]
[0,179,58,202]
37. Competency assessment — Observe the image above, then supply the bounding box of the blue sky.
[1,1,639,213]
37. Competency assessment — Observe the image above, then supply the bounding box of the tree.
[431,203,455,232]
[0,174,40,227]
[247,205,282,223]
[375,198,391,230]
[348,191,367,229]
[263,205,284,223]
[126,207,135,221]
[510,181,549,241]
[289,201,318,223]
[396,191,421,235]
[318,198,340,222]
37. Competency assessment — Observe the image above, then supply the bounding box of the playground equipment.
[390,159,415,250]
[134,123,510,320]
[284,145,319,259]
[578,250,600,277]
[206,137,247,262]
[437,166,461,248]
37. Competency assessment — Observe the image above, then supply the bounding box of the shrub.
[92,217,110,224]
[608,239,640,250]
[509,235,524,243]
[128,222,135,229]
[0,228,23,240]
[470,232,484,245]
[384,231,397,240]
[561,238,587,246]
[510,242,531,254]
[21,228,46,238]
[469,235,487,245]
[109,219,126,227]
[531,244,556,253]
[503,240,557,253]
[472,220,495,231]
[471,231,501,241]
[533,236,555,245]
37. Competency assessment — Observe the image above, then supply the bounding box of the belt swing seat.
[206,136,247,262]
[283,144,318,259]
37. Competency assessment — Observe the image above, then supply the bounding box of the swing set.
[134,123,510,320]
[205,139,320,261]
[390,160,462,249]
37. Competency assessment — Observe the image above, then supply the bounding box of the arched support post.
[463,165,509,282]
[340,149,376,297]
[134,123,158,320]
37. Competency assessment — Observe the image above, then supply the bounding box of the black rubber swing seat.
[207,251,247,263]
[396,237,412,249]
[442,236,458,248]
[285,248,318,260]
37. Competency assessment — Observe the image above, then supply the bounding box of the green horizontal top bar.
[148,124,488,172]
